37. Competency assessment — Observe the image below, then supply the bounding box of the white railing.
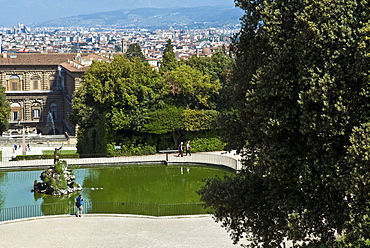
[0,153,241,171]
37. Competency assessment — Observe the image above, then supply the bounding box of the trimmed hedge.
[189,137,226,153]
[107,143,157,157]
[12,153,80,161]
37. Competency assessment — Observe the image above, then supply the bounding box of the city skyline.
[0,0,236,27]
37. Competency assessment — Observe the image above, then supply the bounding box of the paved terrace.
[0,146,242,171]
[0,146,251,248]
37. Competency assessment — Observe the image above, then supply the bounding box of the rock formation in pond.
[32,160,81,196]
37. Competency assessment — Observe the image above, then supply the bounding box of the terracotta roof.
[0,53,76,66]
[60,62,89,72]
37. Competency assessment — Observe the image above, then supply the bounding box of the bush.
[190,137,226,153]
[107,143,156,157]
[13,153,80,161]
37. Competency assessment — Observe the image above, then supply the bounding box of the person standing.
[186,141,192,156]
[177,142,184,157]
[76,194,83,217]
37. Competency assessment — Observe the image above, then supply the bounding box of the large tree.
[164,64,221,109]
[0,85,9,135]
[125,43,146,62]
[185,48,235,110]
[70,55,164,154]
[199,0,370,247]
[160,39,178,73]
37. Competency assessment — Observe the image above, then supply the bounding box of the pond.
[0,164,233,211]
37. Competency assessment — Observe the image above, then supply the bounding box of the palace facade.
[0,52,111,136]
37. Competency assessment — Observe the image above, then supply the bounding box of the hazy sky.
[0,0,236,27]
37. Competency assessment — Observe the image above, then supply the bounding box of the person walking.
[76,194,83,217]
[186,141,192,156]
[177,142,184,157]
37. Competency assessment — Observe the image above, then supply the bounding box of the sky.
[0,0,236,27]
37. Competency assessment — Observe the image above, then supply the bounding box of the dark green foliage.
[185,48,235,110]
[182,109,218,131]
[125,43,146,62]
[71,45,232,154]
[0,85,10,135]
[70,55,164,154]
[106,143,156,156]
[189,137,225,153]
[199,0,370,247]
[181,130,226,153]
[160,39,178,73]
[13,153,80,161]
[40,161,69,193]
[76,115,107,155]
[164,64,220,109]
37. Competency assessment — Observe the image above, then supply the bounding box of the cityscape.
[0,23,239,67]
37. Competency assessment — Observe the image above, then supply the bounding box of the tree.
[0,85,10,135]
[143,105,184,148]
[164,64,221,109]
[70,55,164,154]
[185,48,235,110]
[125,43,146,62]
[199,0,370,247]
[160,39,178,73]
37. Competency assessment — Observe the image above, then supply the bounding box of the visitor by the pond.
[76,195,83,217]
[27,144,30,151]
[178,142,184,157]
[186,141,192,156]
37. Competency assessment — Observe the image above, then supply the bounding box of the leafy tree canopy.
[185,49,235,110]
[164,64,221,109]
[0,85,10,135]
[199,0,370,247]
[70,55,164,153]
[125,43,146,62]
[160,39,178,73]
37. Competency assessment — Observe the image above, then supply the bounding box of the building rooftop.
[0,53,76,66]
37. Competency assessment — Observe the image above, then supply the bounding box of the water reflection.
[0,165,233,211]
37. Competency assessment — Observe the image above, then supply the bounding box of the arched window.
[49,76,56,90]
[10,102,21,121]
[9,75,20,91]
[50,103,57,120]
[31,75,41,90]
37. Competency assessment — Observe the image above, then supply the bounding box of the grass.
[42,150,78,155]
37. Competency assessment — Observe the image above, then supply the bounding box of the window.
[10,102,21,121]
[13,111,19,121]
[31,75,41,90]
[50,103,57,120]
[9,75,20,91]
[49,76,56,90]
[33,109,40,118]
[12,82,18,91]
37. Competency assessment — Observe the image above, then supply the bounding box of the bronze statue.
[53,144,63,164]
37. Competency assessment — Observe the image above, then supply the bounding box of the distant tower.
[121,38,127,54]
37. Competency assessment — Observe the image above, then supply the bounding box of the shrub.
[107,143,156,157]
[190,137,226,153]
[14,153,80,161]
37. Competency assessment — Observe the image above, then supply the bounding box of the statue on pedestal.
[32,145,81,196]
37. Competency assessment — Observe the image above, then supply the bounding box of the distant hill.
[38,5,243,29]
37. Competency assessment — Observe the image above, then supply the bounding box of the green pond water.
[0,164,234,209]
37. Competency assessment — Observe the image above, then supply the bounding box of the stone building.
[0,52,111,136]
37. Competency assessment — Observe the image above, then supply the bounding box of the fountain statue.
[32,146,81,195]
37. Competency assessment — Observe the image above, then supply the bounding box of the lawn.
[42,150,78,155]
